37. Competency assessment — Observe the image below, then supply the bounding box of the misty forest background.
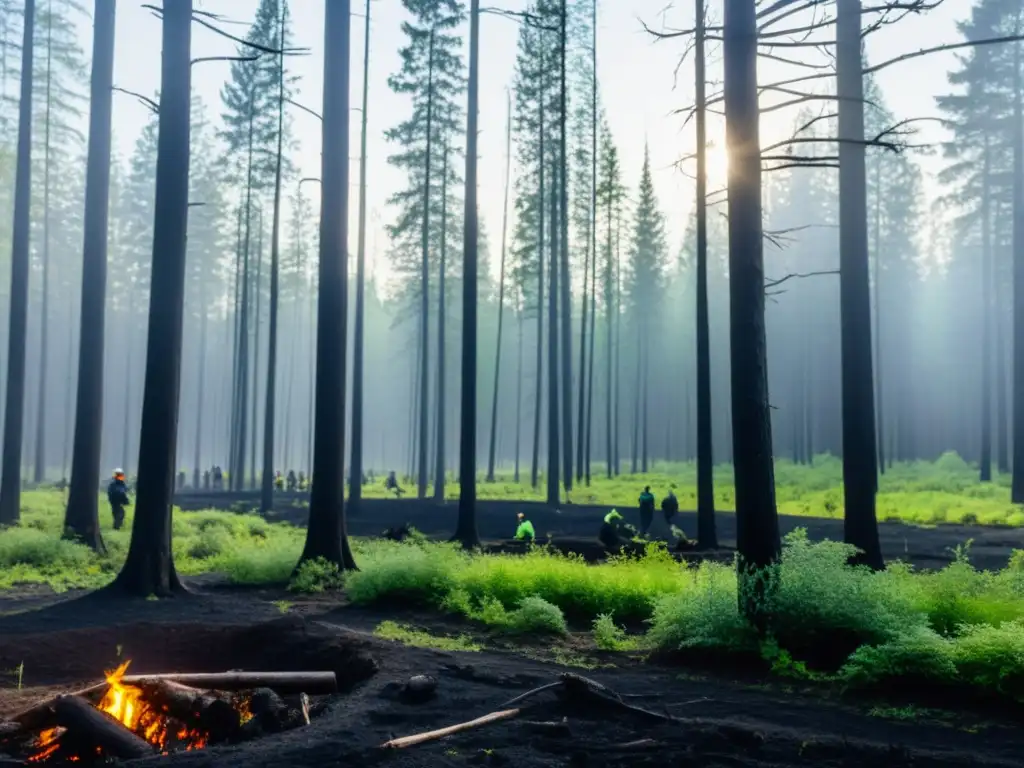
[0,0,1010,498]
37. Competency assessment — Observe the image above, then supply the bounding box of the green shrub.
[289,557,344,593]
[506,596,568,636]
[592,613,640,651]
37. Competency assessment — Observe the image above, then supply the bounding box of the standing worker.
[107,469,131,531]
[514,511,535,542]
[638,486,656,536]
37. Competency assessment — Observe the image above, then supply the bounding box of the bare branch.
[112,85,158,113]
[192,55,259,66]
[764,269,839,289]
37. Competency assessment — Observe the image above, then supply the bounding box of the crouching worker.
[107,469,131,531]
[599,509,636,552]
[661,488,679,525]
[514,511,535,543]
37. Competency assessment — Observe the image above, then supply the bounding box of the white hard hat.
[113,468,124,476]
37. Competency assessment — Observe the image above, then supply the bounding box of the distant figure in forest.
[287,470,297,492]
[514,511,535,542]
[298,471,307,491]
[203,469,211,490]
[213,466,224,490]
[274,471,284,491]
[599,509,635,552]
[385,471,405,497]
[661,488,679,525]
[638,486,656,536]
[177,470,186,490]
[107,469,131,531]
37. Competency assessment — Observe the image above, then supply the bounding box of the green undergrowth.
[0,490,309,592]
[373,620,483,652]
[344,532,1024,704]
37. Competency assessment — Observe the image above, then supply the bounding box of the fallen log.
[138,680,241,742]
[8,670,336,726]
[380,708,521,749]
[52,695,153,761]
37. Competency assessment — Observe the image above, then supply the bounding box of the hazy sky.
[84,0,971,285]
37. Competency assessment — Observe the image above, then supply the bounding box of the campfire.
[0,664,337,764]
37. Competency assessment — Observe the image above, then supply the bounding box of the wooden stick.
[8,670,336,725]
[380,708,521,749]
[53,695,154,761]
[499,681,562,708]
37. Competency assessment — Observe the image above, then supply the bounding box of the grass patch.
[379,452,1022,527]
[373,620,482,652]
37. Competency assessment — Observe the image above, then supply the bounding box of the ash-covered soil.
[1,590,1022,768]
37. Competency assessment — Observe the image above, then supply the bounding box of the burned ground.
[1,590,1022,768]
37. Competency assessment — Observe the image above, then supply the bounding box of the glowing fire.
[28,660,255,762]
[96,661,208,752]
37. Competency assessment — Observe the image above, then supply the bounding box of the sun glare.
[705,142,730,189]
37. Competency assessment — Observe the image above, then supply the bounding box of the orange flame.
[96,661,207,751]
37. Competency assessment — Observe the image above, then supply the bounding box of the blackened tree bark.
[109,0,192,596]
[694,0,716,549]
[486,89,511,484]
[530,43,545,491]
[260,2,287,515]
[836,0,882,569]
[297,0,356,571]
[349,0,371,512]
[455,0,481,548]
[1012,33,1024,504]
[34,8,52,486]
[981,133,992,482]
[434,127,449,503]
[64,0,116,552]
[558,0,573,493]
[417,28,436,501]
[0,0,34,527]
[722,0,780,624]
[547,157,561,507]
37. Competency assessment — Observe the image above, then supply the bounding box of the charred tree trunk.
[349,0,371,511]
[514,304,523,483]
[486,89,512,484]
[694,0,716,548]
[434,130,449,503]
[0,0,33,526]
[455,0,481,548]
[837,0,882,568]
[297,0,357,571]
[417,28,436,501]
[530,45,545,491]
[64,0,115,551]
[109,0,192,596]
[250,211,264,490]
[981,135,992,482]
[547,156,561,507]
[261,4,287,514]
[233,114,256,491]
[1013,31,1024,504]
[558,0,573,493]
[34,9,53,486]
[193,293,207,489]
[722,0,780,622]
[872,154,885,475]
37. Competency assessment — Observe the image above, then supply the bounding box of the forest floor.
[1,587,1022,768]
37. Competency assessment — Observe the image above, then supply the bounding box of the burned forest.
[2,1,1024,767]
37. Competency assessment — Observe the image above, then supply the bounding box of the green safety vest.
[515,520,536,540]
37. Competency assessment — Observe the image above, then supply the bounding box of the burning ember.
[1,665,336,765]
